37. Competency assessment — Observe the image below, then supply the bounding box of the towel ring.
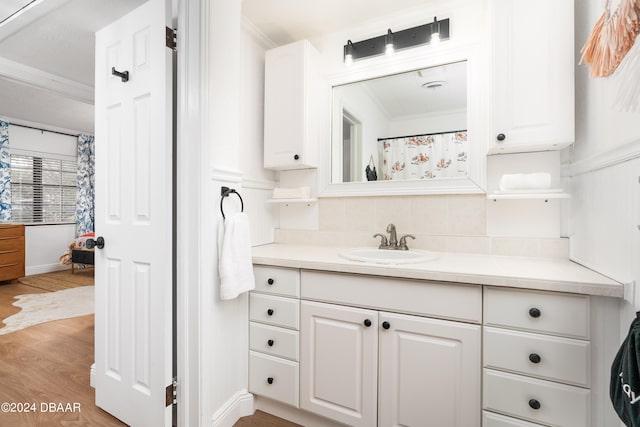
[220,186,244,220]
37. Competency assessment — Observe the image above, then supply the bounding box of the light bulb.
[385,43,395,56]
[345,53,353,65]
[430,32,440,47]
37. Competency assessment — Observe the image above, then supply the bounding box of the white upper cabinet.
[490,0,574,154]
[264,40,320,170]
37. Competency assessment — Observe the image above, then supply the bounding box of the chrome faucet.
[374,223,415,250]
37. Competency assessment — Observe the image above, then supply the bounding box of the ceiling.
[241,0,432,46]
[0,0,146,133]
[0,0,433,134]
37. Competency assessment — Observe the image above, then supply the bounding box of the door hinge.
[166,27,177,50]
[166,378,177,407]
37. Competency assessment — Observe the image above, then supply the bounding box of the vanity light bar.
[343,17,449,63]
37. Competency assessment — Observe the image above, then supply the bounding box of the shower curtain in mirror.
[76,134,94,236]
[0,121,11,222]
[379,131,468,181]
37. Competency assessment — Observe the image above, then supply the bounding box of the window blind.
[10,154,76,224]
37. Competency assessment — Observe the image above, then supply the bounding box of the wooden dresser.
[0,224,25,282]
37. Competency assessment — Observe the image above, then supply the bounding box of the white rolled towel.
[272,187,311,199]
[499,173,551,191]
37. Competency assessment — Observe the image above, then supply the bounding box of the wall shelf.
[487,190,570,200]
[266,198,317,204]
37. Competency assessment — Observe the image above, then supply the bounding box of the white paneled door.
[94,0,173,426]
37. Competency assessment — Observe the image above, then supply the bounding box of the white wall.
[5,123,78,274]
[569,0,640,326]
[198,3,277,426]
[388,109,466,137]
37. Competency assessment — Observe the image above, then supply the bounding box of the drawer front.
[0,247,25,265]
[0,225,24,239]
[484,287,590,339]
[250,293,299,329]
[301,270,482,323]
[0,262,24,281]
[249,351,299,407]
[483,369,589,427]
[250,322,299,361]
[484,327,590,387]
[254,265,300,297]
[0,236,25,252]
[483,411,545,427]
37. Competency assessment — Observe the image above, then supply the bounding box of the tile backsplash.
[275,195,569,259]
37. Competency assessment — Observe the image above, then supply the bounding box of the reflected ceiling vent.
[421,80,447,90]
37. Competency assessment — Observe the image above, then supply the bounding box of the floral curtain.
[76,134,95,235]
[380,131,468,181]
[0,121,11,222]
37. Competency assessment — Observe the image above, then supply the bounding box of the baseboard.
[26,264,70,276]
[90,363,95,388]
[211,390,254,427]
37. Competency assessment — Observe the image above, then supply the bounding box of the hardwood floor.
[0,282,126,427]
[234,410,301,427]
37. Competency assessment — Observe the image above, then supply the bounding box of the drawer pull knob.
[364,319,372,327]
[267,377,274,385]
[497,133,506,142]
[267,339,274,347]
[529,353,542,364]
[267,309,274,316]
[294,154,300,160]
[382,321,391,330]
[528,399,541,410]
[267,278,274,285]
[529,307,541,318]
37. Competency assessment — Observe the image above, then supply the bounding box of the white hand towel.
[218,212,255,300]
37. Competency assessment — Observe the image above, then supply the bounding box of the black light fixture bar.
[343,18,449,62]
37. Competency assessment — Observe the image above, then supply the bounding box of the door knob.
[86,236,105,249]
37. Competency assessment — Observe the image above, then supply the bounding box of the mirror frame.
[319,44,487,197]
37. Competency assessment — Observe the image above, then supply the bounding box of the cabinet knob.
[528,399,541,410]
[382,321,391,330]
[267,278,274,285]
[364,319,372,327]
[529,307,541,318]
[267,377,274,385]
[267,339,274,347]
[267,309,274,316]
[529,353,541,364]
[496,133,506,142]
[294,154,300,160]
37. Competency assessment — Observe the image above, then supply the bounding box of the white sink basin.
[339,247,439,265]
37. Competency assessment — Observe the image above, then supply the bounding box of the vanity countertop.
[251,243,624,298]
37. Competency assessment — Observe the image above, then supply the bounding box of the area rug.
[0,286,94,335]
[18,268,94,292]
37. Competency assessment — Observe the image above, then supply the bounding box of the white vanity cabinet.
[482,287,619,427]
[248,266,301,407]
[300,271,482,427]
[490,0,574,154]
[263,39,319,170]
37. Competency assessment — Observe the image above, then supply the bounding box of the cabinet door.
[491,0,574,154]
[300,301,378,427]
[379,312,481,427]
[264,40,311,170]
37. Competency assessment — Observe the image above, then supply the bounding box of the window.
[10,154,76,224]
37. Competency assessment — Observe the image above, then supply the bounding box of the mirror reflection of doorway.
[342,110,362,182]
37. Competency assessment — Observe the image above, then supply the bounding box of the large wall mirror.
[320,47,486,196]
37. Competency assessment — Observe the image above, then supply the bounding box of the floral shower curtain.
[76,134,95,235]
[380,131,468,181]
[0,121,11,222]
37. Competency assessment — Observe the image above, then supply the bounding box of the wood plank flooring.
[0,282,126,427]
[234,410,301,427]
[0,281,299,427]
